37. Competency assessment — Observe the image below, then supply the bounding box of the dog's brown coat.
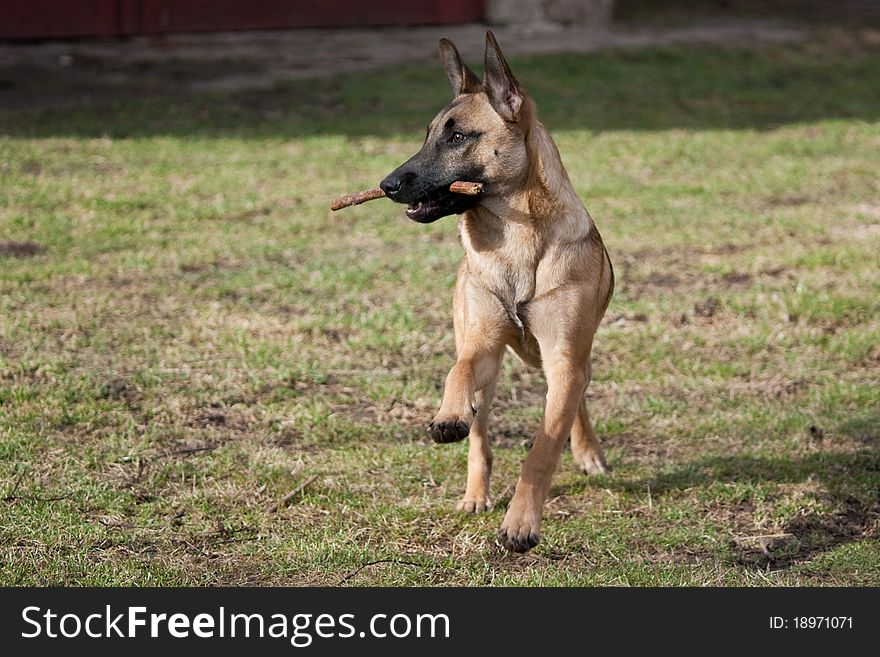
[404,33,613,552]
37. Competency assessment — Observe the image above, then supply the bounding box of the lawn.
[1,29,878,586]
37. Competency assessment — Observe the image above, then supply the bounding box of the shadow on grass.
[595,413,880,570]
[2,39,880,139]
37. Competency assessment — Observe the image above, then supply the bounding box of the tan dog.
[380,32,614,552]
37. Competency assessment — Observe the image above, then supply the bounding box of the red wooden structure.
[0,0,487,39]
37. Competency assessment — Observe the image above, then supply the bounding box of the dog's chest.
[461,222,539,325]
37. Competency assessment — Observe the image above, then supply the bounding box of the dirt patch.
[764,193,811,207]
[188,406,253,432]
[19,159,42,175]
[721,271,753,288]
[693,296,721,317]
[609,432,675,462]
[729,375,808,401]
[619,243,764,302]
[733,497,880,570]
[97,377,142,405]
[643,272,683,289]
[0,240,46,258]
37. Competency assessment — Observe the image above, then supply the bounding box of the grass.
[1,29,879,586]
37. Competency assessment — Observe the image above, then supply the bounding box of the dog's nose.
[380,176,402,198]
[380,171,416,199]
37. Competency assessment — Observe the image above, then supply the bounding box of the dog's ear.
[483,31,524,122]
[439,38,481,96]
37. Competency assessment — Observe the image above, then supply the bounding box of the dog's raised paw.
[497,525,540,553]
[427,419,470,443]
[457,497,493,513]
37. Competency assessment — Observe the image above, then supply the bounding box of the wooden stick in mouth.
[330,181,483,211]
[448,181,483,196]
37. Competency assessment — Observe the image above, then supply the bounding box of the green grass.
[1,31,879,586]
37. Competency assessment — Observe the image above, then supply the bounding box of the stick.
[449,181,483,195]
[732,533,795,543]
[268,475,319,513]
[330,180,483,211]
[329,188,385,211]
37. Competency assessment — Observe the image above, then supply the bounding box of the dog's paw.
[499,495,543,552]
[497,522,540,553]
[427,418,470,443]
[457,496,493,513]
[575,450,609,476]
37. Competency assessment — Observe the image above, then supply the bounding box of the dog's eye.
[450,131,467,145]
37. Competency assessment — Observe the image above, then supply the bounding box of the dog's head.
[380,32,533,223]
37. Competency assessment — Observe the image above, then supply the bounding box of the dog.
[379,32,614,553]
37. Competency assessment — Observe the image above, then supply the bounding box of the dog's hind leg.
[571,397,608,475]
[457,356,501,513]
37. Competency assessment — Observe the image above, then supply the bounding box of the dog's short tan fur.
[391,33,613,552]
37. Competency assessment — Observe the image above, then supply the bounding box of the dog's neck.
[458,118,602,308]
[526,121,578,204]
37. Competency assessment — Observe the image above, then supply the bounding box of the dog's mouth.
[405,196,447,223]
[404,185,481,223]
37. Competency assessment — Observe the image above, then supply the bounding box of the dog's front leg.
[457,362,502,513]
[430,347,502,514]
[428,348,501,443]
[428,271,508,446]
[499,354,589,552]
[428,274,512,510]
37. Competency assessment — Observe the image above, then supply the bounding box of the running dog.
[380,32,614,552]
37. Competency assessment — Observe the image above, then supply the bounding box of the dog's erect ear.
[483,31,524,122]
[439,38,481,96]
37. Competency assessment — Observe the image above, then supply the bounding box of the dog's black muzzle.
[380,157,483,223]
